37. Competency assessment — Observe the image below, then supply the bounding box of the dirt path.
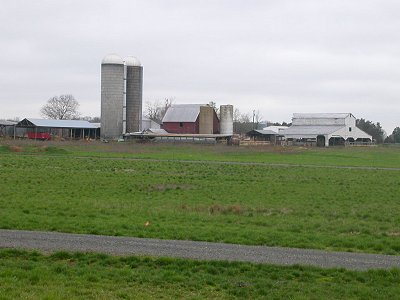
[1,229,400,271]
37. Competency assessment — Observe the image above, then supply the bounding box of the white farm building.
[282,113,372,147]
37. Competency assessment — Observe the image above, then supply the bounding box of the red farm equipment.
[27,132,51,140]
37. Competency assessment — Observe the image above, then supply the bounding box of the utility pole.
[252,110,255,130]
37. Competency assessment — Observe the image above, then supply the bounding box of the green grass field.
[1,142,400,299]
[1,142,399,254]
[1,249,399,299]
[2,140,400,167]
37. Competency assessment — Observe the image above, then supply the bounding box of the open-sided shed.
[282,113,372,146]
[0,120,17,137]
[246,129,281,142]
[17,118,100,140]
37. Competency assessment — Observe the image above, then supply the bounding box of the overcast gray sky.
[0,0,399,132]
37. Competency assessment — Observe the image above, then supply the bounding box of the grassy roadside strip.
[0,249,399,299]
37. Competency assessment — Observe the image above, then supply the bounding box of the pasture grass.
[1,140,400,168]
[1,249,399,299]
[1,144,400,254]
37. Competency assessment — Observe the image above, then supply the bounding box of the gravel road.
[1,229,400,271]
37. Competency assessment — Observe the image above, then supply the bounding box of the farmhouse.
[282,113,372,147]
[162,104,220,134]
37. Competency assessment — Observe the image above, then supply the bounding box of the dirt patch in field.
[31,145,49,152]
[179,204,293,216]
[150,184,193,192]
[387,232,400,237]
[9,145,23,152]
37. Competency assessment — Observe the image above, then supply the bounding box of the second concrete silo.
[199,105,214,134]
[220,105,233,135]
[124,56,143,133]
[101,54,125,139]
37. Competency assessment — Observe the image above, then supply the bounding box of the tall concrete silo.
[101,54,125,139]
[124,56,143,133]
[199,105,214,134]
[220,105,233,135]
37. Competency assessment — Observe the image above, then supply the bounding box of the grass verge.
[0,249,399,299]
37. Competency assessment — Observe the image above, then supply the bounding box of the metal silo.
[220,105,233,135]
[101,54,125,139]
[124,56,143,133]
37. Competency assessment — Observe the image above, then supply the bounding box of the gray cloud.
[0,0,399,132]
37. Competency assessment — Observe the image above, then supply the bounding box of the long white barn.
[282,113,372,146]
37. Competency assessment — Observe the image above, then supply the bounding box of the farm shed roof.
[144,128,168,134]
[0,120,17,126]
[247,129,280,136]
[17,118,98,129]
[162,104,206,123]
[282,125,344,135]
[293,113,352,119]
[262,126,289,133]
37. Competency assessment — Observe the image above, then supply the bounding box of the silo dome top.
[102,54,124,65]
[124,56,141,66]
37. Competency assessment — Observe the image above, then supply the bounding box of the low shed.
[0,120,17,137]
[17,118,99,140]
[246,129,281,142]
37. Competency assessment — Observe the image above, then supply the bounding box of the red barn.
[162,104,220,134]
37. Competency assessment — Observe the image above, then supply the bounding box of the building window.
[349,127,352,132]
[179,122,183,127]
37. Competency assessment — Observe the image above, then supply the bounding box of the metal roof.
[248,129,279,135]
[293,113,351,119]
[144,128,168,134]
[17,118,98,129]
[162,104,206,123]
[262,126,289,133]
[282,125,344,135]
[0,120,17,126]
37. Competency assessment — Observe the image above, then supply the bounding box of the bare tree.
[233,108,241,123]
[240,112,251,123]
[254,110,263,129]
[145,98,174,122]
[145,100,162,121]
[161,98,174,119]
[208,101,219,115]
[40,94,80,120]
